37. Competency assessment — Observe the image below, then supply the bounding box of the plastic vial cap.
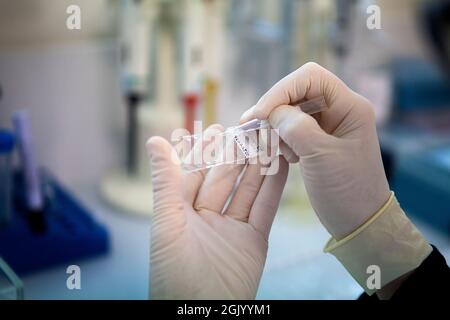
[0,129,14,154]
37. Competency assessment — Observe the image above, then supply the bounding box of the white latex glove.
[240,62,391,240]
[147,124,288,299]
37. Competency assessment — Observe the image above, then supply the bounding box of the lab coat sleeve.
[324,192,433,295]
[358,245,450,300]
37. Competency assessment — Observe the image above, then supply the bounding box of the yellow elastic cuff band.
[324,192,432,296]
[324,192,395,253]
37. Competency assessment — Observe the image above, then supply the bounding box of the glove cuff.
[324,192,432,295]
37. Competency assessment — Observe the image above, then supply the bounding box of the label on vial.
[233,130,260,159]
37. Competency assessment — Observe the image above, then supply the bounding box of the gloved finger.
[146,136,185,226]
[224,161,265,222]
[258,125,298,163]
[183,124,224,204]
[239,62,361,135]
[279,140,299,163]
[194,140,245,214]
[268,105,331,156]
[248,156,289,240]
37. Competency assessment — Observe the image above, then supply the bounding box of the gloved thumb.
[268,105,330,157]
[146,136,185,228]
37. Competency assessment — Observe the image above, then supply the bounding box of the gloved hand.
[147,124,288,299]
[240,62,391,240]
[241,62,433,298]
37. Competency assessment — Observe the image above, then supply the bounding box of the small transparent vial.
[175,96,327,172]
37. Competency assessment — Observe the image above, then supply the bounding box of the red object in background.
[183,93,200,134]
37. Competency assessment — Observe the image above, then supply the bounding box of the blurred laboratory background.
[0,0,449,299]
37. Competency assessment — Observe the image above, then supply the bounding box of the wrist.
[324,192,432,295]
[326,187,392,241]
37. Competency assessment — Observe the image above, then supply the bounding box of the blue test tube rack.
[0,170,110,275]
